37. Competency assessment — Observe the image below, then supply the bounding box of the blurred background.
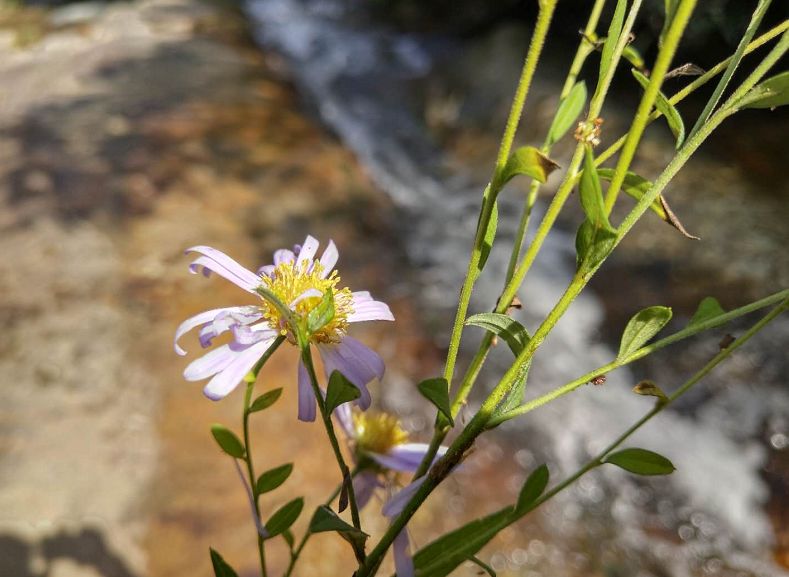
[0,0,787,576]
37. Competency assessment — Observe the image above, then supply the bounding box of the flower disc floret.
[257,260,354,343]
[353,411,410,455]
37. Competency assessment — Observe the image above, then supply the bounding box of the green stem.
[283,468,359,577]
[602,0,697,212]
[686,0,772,141]
[243,382,268,577]
[489,288,788,425]
[299,347,363,531]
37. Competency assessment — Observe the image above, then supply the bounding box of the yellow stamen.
[353,410,409,455]
[258,260,354,343]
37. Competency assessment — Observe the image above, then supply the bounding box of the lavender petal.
[371,443,448,473]
[273,249,295,266]
[175,307,238,355]
[382,477,426,518]
[183,344,237,381]
[393,529,415,577]
[298,359,317,422]
[185,246,261,292]
[348,299,395,323]
[318,240,339,276]
[203,339,274,400]
[317,343,373,410]
[296,235,320,267]
[352,470,382,510]
[234,459,269,538]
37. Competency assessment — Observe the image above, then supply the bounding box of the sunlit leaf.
[209,548,239,577]
[413,508,512,577]
[249,388,283,413]
[417,377,453,426]
[307,289,335,334]
[604,448,676,475]
[309,506,369,561]
[617,306,673,360]
[210,424,245,459]
[466,313,530,356]
[575,219,617,273]
[492,360,530,421]
[547,82,587,146]
[515,464,549,514]
[501,146,560,185]
[478,200,498,272]
[689,296,726,327]
[325,370,361,414]
[265,498,304,537]
[579,147,610,230]
[661,0,680,47]
[632,69,685,148]
[622,44,646,72]
[256,463,293,494]
[739,71,789,110]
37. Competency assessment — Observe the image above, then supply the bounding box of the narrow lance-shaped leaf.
[477,200,498,273]
[210,424,245,459]
[307,288,335,334]
[598,0,628,83]
[500,146,560,185]
[575,219,617,273]
[209,548,240,577]
[660,0,680,47]
[738,71,789,110]
[622,44,646,72]
[579,146,613,231]
[604,448,676,475]
[515,464,549,514]
[618,306,673,360]
[688,296,726,327]
[413,508,512,577]
[597,168,698,239]
[547,81,587,146]
[265,497,304,538]
[325,370,361,414]
[465,312,531,356]
[492,359,530,421]
[248,388,283,413]
[632,69,685,148]
[256,463,293,494]
[417,377,453,426]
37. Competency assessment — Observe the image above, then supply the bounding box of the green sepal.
[515,464,549,514]
[325,370,361,414]
[256,463,293,494]
[604,448,676,476]
[465,312,531,356]
[547,81,587,146]
[632,69,685,148]
[210,424,245,459]
[209,548,239,577]
[248,388,283,413]
[688,296,726,327]
[501,146,560,185]
[265,497,304,538]
[307,289,335,334]
[617,306,673,360]
[417,377,454,426]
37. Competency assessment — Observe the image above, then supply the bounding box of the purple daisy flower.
[174,237,394,421]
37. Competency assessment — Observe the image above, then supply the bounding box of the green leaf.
[492,360,531,421]
[579,147,613,231]
[256,463,293,494]
[739,71,789,109]
[501,146,560,185]
[265,497,304,537]
[661,0,680,47]
[417,377,454,426]
[307,288,335,333]
[632,380,668,404]
[413,508,512,577]
[465,313,531,356]
[248,388,283,413]
[209,548,239,577]
[210,424,245,459]
[622,44,646,71]
[597,168,698,239]
[689,296,726,327]
[617,306,673,360]
[478,201,498,273]
[575,219,617,273]
[309,506,369,562]
[547,81,587,146]
[604,448,676,476]
[598,0,627,83]
[515,464,549,514]
[325,370,361,414]
[632,69,685,148]
[282,529,295,549]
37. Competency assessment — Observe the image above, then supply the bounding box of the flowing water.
[244,1,788,575]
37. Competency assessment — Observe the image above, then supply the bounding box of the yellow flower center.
[258,260,354,343]
[353,410,409,454]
